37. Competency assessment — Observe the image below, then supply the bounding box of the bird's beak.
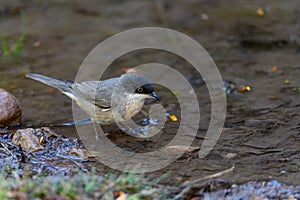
[150,92,160,101]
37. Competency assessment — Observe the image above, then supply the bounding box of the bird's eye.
[136,87,143,93]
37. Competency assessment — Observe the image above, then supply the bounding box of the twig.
[68,158,88,173]
[0,126,13,134]
[191,165,235,184]
[174,165,235,199]
[291,125,300,130]
[98,182,117,200]
[56,155,88,173]
[1,142,14,157]
[19,144,26,163]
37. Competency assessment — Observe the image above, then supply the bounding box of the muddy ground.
[1,0,300,189]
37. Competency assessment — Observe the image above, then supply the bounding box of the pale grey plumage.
[25,73,159,125]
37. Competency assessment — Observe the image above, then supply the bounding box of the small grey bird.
[26,73,160,125]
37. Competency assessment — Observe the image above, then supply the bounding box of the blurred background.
[0,0,300,185]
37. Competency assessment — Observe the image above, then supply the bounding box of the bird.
[25,73,160,125]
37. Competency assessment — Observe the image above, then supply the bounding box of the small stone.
[223,153,237,159]
[12,128,43,151]
[33,40,40,48]
[0,88,22,126]
[201,13,209,20]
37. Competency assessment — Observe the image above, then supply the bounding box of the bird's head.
[117,73,160,101]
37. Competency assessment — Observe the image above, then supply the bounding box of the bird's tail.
[26,73,75,99]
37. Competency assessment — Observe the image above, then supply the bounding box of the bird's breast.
[122,98,145,120]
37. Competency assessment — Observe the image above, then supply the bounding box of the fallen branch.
[191,164,235,184]
[1,142,14,157]
[174,165,235,199]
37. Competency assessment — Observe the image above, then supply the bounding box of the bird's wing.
[72,78,119,109]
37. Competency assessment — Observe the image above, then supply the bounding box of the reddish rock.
[0,88,22,126]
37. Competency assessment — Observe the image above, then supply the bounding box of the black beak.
[151,92,160,101]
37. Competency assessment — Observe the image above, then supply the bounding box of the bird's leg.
[140,109,152,125]
[61,118,92,126]
[140,109,149,118]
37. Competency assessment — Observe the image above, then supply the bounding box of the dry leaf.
[239,85,251,92]
[70,148,96,159]
[169,114,178,122]
[256,8,264,16]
